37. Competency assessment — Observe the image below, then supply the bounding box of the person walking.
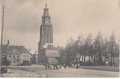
[64,64,66,69]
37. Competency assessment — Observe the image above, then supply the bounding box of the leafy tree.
[83,34,93,63]
[59,32,119,66]
[107,33,119,66]
[94,32,104,65]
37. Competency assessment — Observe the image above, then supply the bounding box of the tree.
[64,39,76,65]
[59,47,68,65]
[102,38,109,63]
[64,36,85,65]
[107,33,118,66]
[84,34,93,63]
[94,32,104,65]
[60,32,119,66]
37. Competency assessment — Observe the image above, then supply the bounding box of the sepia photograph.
[0,0,120,78]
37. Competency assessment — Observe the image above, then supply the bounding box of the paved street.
[2,69,47,77]
[2,65,119,77]
[41,68,119,77]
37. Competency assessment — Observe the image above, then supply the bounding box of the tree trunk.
[113,56,114,66]
[98,52,101,65]
[111,55,112,66]
[84,55,85,63]
[89,55,91,62]
[93,55,95,65]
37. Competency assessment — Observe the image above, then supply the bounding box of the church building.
[38,4,60,64]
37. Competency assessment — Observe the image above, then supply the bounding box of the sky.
[0,0,120,54]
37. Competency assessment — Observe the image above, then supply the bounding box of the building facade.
[1,45,32,66]
[32,53,38,64]
[38,4,60,64]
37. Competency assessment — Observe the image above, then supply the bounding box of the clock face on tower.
[45,18,50,25]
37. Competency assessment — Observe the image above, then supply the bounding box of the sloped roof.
[1,45,31,55]
[44,44,57,50]
[0,45,8,55]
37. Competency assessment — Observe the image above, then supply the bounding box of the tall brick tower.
[38,4,53,50]
[38,4,56,64]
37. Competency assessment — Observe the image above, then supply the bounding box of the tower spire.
[45,3,47,8]
[43,3,49,16]
[39,3,53,49]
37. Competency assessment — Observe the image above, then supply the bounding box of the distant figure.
[45,64,48,69]
[105,61,109,66]
[59,64,62,69]
[56,64,59,69]
[7,69,11,73]
[72,64,74,68]
[64,64,66,69]
[53,64,55,69]
[48,64,51,69]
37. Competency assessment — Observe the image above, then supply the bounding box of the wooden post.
[0,3,5,76]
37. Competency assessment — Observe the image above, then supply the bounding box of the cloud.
[1,0,120,53]
[4,0,42,33]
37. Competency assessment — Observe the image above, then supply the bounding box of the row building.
[1,41,32,66]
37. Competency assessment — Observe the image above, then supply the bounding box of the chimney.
[6,40,9,53]
[7,40,9,46]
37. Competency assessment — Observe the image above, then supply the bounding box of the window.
[26,55,28,57]
[13,61,15,63]
[13,55,16,59]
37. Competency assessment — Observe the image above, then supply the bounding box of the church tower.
[38,4,55,64]
[38,4,53,50]
[38,4,60,64]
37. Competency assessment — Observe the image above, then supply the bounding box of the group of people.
[44,64,67,70]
